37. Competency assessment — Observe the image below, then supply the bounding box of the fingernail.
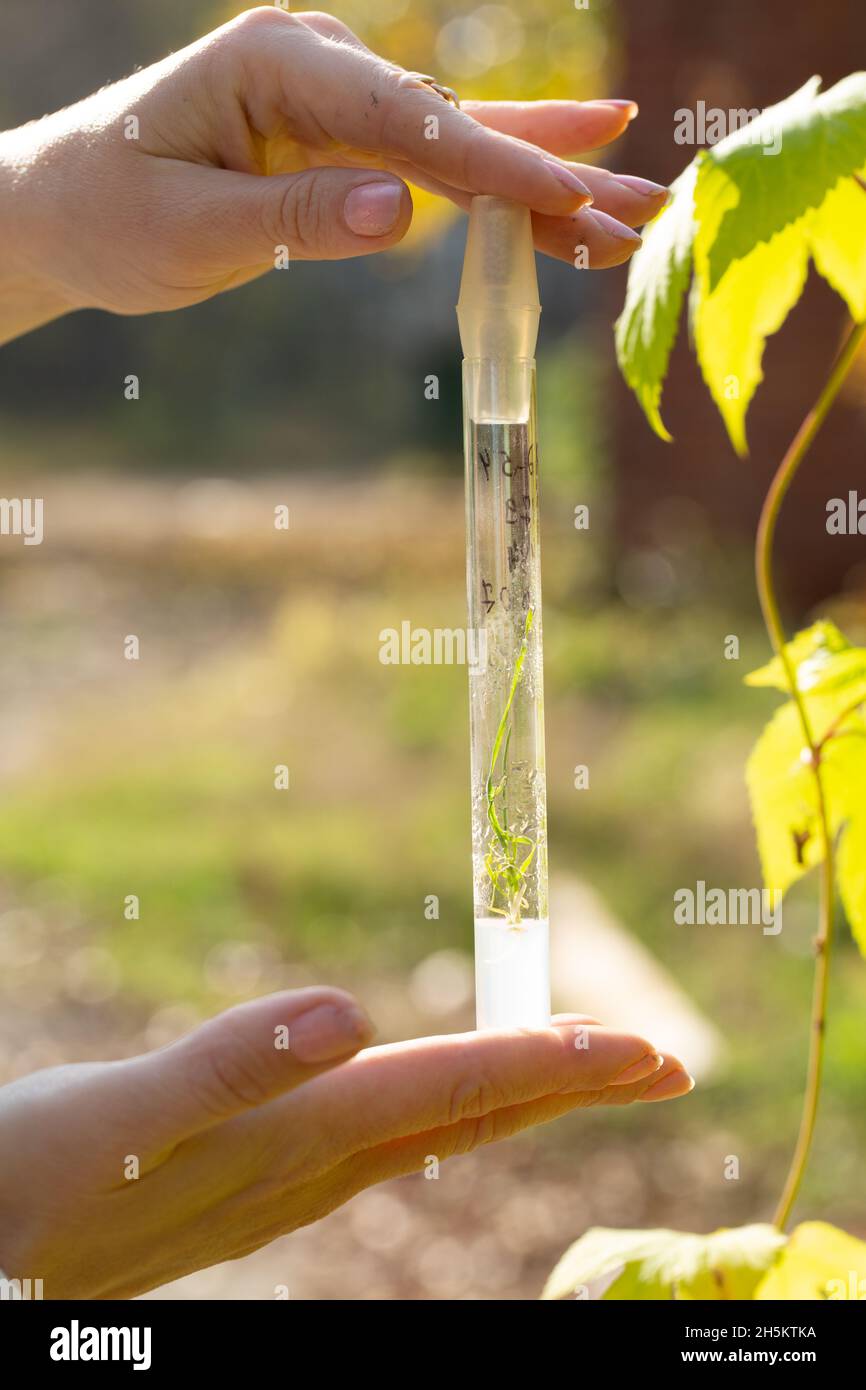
[344,181,404,237]
[611,1050,664,1085]
[290,1003,374,1063]
[543,159,594,206]
[586,208,642,243]
[641,1069,696,1102]
[593,99,639,121]
[613,173,669,199]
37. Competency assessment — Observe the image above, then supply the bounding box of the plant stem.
[485,607,535,920]
[755,319,866,1231]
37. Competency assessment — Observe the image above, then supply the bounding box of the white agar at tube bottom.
[474,917,550,1030]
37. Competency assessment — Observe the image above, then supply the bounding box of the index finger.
[243,11,594,215]
[292,18,638,158]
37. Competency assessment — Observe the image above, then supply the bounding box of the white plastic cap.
[457,197,541,365]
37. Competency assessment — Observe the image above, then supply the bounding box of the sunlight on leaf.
[745,621,857,693]
[693,222,809,456]
[837,802,866,957]
[696,76,866,292]
[614,162,699,442]
[617,73,866,451]
[755,1222,866,1299]
[542,1224,786,1301]
[746,701,820,898]
[745,623,866,950]
[745,701,866,897]
[692,75,866,453]
[808,174,866,322]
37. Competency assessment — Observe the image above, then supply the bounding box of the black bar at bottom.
[3,1294,854,1374]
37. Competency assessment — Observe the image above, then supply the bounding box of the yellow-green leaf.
[617,74,866,450]
[542,1224,786,1301]
[745,620,866,697]
[808,174,866,320]
[755,1222,866,1300]
[614,161,699,442]
[747,702,866,897]
[746,623,866,947]
[837,805,866,956]
[696,75,866,292]
[693,220,809,456]
[746,700,819,897]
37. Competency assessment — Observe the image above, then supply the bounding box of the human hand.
[0,7,667,341]
[0,986,691,1298]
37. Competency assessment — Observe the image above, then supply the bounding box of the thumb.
[194,166,413,267]
[124,987,375,1147]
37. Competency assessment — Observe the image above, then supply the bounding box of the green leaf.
[614,161,699,442]
[745,622,866,950]
[745,620,863,695]
[692,75,866,453]
[745,698,866,896]
[755,1222,866,1299]
[617,73,866,452]
[746,700,820,897]
[693,221,809,456]
[542,1224,786,1301]
[696,76,866,293]
[808,175,866,321]
[837,803,866,956]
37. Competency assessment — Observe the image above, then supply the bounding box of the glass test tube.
[458,198,550,1030]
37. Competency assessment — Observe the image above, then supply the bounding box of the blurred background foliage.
[1,0,865,1300]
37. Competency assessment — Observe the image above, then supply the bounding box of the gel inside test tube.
[457,197,551,1031]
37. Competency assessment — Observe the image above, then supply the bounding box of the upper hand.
[0,7,668,327]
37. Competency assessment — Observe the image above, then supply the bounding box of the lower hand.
[0,986,691,1298]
